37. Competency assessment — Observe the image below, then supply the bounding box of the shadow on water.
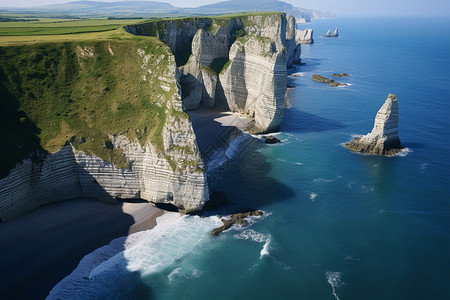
[187,106,296,215]
[205,136,296,215]
[282,108,346,133]
[402,141,426,149]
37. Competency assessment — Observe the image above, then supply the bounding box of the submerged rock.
[332,73,350,77]
[211,209,264,236]
[263,136,281,144]
[346,94,403,156]
[312,74,348,87]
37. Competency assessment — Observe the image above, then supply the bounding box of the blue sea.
[49,17,450,299]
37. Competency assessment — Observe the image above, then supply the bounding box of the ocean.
[49,17,450,299]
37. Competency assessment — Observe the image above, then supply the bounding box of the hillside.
[0,0,334,19]
[0,36,186,177]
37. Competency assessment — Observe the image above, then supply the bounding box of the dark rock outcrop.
[263,136,281,144]
[332,73,350,77]
[312,74,348,87]
[211,209,263,236]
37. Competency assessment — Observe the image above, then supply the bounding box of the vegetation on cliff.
[0,36,186,178]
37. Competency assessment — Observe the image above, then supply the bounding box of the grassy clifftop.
[0,36,184,178]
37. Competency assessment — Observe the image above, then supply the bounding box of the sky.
[0,0,449,16]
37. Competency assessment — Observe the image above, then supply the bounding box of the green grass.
[0,25,124,36]
[0,38,183,177]
[0,18,149,37]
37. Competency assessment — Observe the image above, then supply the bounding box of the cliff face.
[126,13,302,133]
[1,14,300,221]
[346,94,403,156]
[0,40,208,221]
[219,36,286,132]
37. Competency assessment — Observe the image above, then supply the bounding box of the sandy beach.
[0,198,163,299]
[188,106,252,152]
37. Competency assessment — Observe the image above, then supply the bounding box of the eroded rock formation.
[296,28,314,44]
[346,94,403,156]
[126,13,302,133]
[219,36,287,133]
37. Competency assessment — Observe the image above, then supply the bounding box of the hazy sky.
[0,0,449,16]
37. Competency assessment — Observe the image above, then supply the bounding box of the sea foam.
[325,271,344,300]
[48,213,221,299]
[233,229,272,259]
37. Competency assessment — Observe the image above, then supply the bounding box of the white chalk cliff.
[346,94,403,156]
[219,36,287,132]
[0,44,208,221]
[1,13,302,221]
[296,28,314,44]
[131,14,302,133]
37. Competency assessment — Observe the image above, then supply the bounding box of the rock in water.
[211,209,264,236]
[263,136,281,144]
[346,94,403,156]
[296,28,314,44]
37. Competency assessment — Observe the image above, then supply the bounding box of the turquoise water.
[50,17,450,299]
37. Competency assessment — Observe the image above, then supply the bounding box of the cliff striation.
[346,94,403,156]
[0,40,208,221]
[126,13,302,133]
[1,13,302,221]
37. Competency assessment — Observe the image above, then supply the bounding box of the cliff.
[1,13,300,221]
[0,39,208,221]
[126,13,301,133]
[346,94,403,156]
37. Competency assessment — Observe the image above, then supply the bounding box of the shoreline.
[0,198,163,299]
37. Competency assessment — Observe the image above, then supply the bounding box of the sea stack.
[346,94,403,156]
[324,27,339,37]
[296,28,314,44]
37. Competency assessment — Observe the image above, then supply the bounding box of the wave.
[233,229,270,243]
[313,178,334,183]
[48,213,221,299]
[260,238,271,259]
[206,133,253,172]
[167,267,202,282]
[396,147,412,157]
[325,271,344,300]
[289,72,304,77]
[336,83,352,88]
[309,192,318,201]
[233,229,272,259]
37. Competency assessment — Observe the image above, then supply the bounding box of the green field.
[0,18,147,37]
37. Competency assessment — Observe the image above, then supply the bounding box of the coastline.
[0,198,163,299]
